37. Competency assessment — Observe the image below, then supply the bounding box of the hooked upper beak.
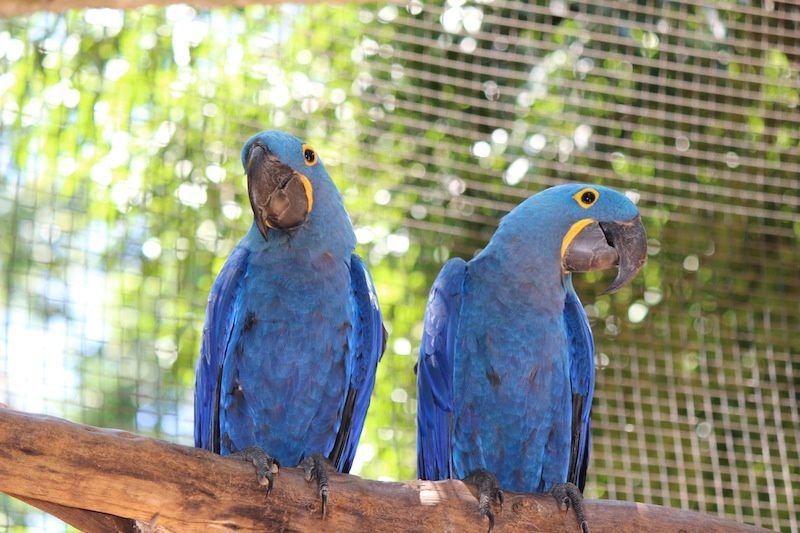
[561,215,647,294]
[246,143,314,240]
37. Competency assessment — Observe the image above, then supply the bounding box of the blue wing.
[327,254,386,472]
[564,282,595,491]
[416,258,467,480]
[194,245,250,452]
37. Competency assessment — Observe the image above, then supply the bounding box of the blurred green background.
[0,1,798,531]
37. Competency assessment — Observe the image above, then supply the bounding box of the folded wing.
[416,258,467,480]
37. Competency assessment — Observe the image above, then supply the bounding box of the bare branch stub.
[10,496,136,533]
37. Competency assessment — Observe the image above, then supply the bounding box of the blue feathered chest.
[218,242,353,466]
[450,255,573,492]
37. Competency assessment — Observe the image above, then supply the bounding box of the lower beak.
[562,215,647,294]
[247,144,313,239]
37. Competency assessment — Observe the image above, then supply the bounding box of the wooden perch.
[0,408,769,532]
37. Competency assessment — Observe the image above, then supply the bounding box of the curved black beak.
[562,215,647,294]
[246,143,313,239]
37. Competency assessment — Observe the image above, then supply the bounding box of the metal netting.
[0,1,797,531]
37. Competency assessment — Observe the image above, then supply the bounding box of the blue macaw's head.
[241,130,335,239]
[497,183,647,294]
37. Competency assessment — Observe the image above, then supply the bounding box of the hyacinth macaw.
[195,130,386,515]
[416,183,647,531]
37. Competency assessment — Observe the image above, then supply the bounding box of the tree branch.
[0,0,372,19]
[0,408,768,532]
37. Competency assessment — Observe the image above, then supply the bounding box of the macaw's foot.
[464,469,504,533]
[301,453,334,518]
[232,446,280,496]
[551,482,589,533]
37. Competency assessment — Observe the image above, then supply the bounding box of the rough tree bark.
[0,408,770,532]
[0,0,370,18]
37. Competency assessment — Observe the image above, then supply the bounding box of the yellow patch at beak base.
[298,174,314,214]
[561,218,595,259]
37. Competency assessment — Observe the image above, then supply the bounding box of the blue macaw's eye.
[573,187,599,208]
[302,144,318,166]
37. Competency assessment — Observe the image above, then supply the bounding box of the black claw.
[485,507,495,533]
[551,482,589,533]
[232,446,279,496]
[464,469,504,533]
[302,453,332,518]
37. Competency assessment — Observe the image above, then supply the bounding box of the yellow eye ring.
[302,144,318,166]
[573,187,599,208]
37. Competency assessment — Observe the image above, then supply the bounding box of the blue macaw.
[416,184,647,531]
[195,130,386,514]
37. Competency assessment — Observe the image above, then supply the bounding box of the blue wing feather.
[416,258,467,480]
[194,245,250,451]
[328,254,385,472]
[564,283,595,491]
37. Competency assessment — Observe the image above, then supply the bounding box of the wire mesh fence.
[0,0,798,531]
